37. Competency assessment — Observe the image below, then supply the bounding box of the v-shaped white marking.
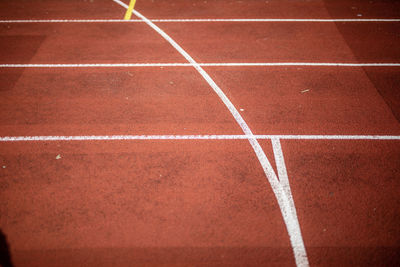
[112,1,309,265]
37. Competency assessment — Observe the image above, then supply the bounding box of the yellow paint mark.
[124,0,137,20]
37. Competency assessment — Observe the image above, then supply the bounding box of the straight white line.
[0,19,133,23]
[112,1,310,265]
[1,63,400,68]
[0,63,189,68]
[153,18,400,22]
[201,63,400,67]
[1,19,399,23]
[266,135,400,140]
[1,135,399,141]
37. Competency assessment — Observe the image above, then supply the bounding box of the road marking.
[1,63,400,68]
[1,135,399,141]
[1,19,400,23]
[123,0,137,20]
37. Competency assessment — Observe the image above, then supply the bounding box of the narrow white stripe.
[113,0,310,265]
[268,135,400,140]
[0,63,190,68]
[156,18,400,22]
[1,63,399,68]
[271,138,308,264]
[1,135,399,141]
[272,138,294,193]
[0,19,399,23]
[0,19,133,23]
[199,63,400,67]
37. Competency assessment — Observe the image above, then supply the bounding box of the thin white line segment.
[271,138,306,263]
[1,135,399,142]
[113,0,309,265]
[1,19,400,23]
[1,63,399,68]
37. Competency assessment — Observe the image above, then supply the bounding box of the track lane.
[280,139,400,266]
[158,21,400,63]
[324,0,400,19]
[0,0,124,20]
[0,140,295,267]
[204,66,400,135]
[0,67,242,136]
[330,22,400,63]
[361,67,400,121]
[133,0,329,20]
[0,23,185,64]
[131,0,400,20]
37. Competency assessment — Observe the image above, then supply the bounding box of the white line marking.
[1,63,400,68]
[0,19,133,23]
[158,18,400,22]
[1,135,399,142]
[0,63,189,68]
[1,19,399,23]
[112,1,311,265]
[264,135,400,140]
[272,138,292,200]
[271,138,307,264]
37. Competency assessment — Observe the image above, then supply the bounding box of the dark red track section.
[205,67,400,135]
[0,0,399,266]
[0,0,122,20]
[0,67,241,136]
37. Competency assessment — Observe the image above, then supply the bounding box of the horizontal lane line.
[1,63,400,67]
[1,135,399,141]
[0,19,400,23]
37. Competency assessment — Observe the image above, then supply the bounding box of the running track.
[0,0,399,266]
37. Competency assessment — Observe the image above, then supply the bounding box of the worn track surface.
[0,0,399,266]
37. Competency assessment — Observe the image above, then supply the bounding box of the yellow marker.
[124,0,137,20]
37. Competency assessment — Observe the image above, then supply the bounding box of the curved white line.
[112,0,309,266]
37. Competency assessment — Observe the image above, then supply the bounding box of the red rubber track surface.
[0,0,400,266]
[159,22,400,63]
[0,23,185,64]
[0,68,241,136]
[0,0,123,20]
[279,139,400,266]
[204,67,400,135]
[134,0,400,20]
